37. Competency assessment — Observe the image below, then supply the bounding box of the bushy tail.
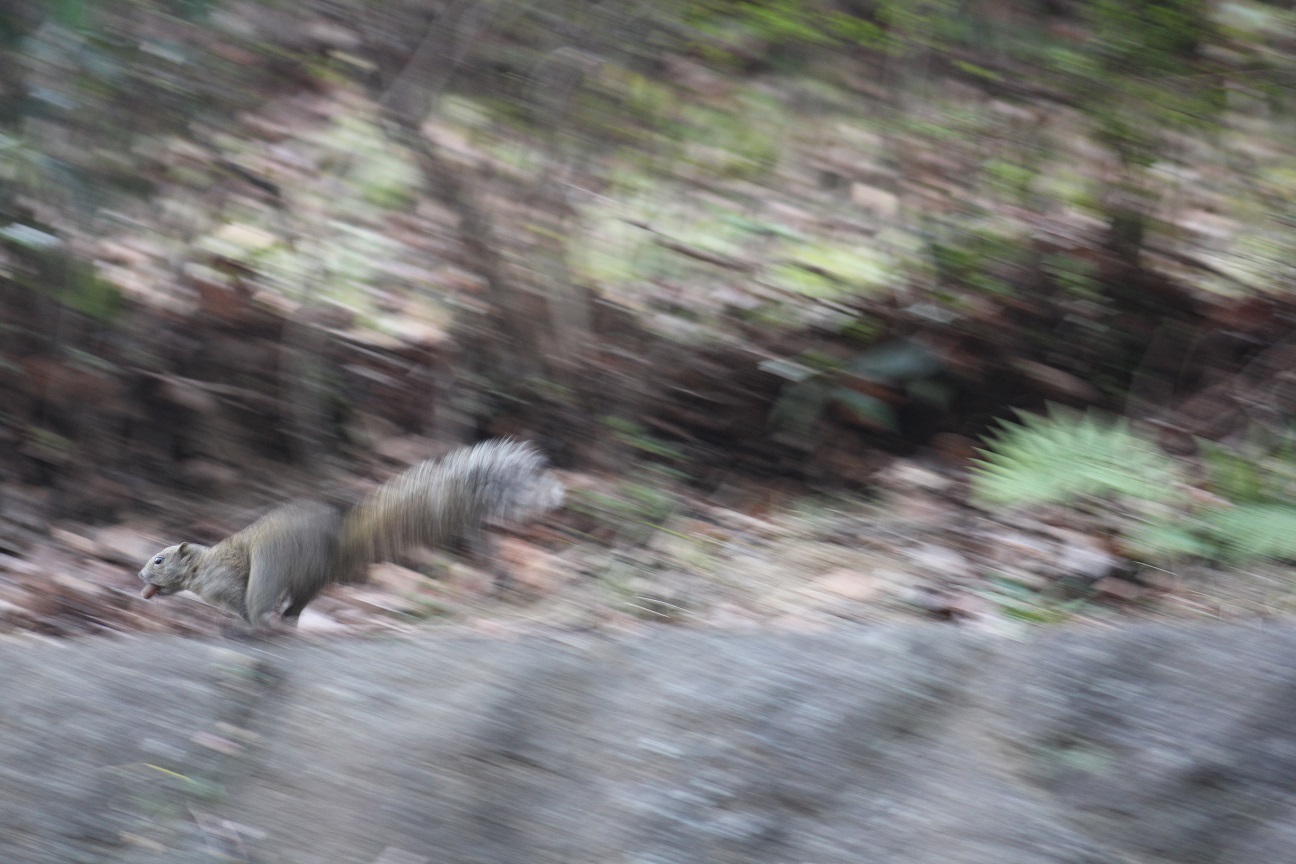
[334,439,563,581]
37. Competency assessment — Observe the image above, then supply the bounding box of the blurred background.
[3,0,1296,636]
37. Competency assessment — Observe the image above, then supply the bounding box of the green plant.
[764,338,950,443]
[926,220,1031,298]
[973,409,1296,565]
[975,573,1091,624]
[1202,504,1296,562]
[688,0,884,64]
[972,408,1181,507]
[1190,433,1296,561]
[566,420,688,547]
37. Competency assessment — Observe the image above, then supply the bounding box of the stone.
[905,543,975,580]
[5,628,1296,862]
[850,183,900,218]
[1053,531,1121,581]
[812,568,880,601]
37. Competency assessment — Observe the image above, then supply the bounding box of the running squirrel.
[138,439,563,627]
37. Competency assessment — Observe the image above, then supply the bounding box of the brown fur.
[139,440,563,627]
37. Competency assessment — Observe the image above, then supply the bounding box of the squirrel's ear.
[177,542,193,557]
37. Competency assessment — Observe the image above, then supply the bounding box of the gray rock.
[0,626,1294,863]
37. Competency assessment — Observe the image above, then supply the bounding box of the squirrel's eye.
[154,556,164,565]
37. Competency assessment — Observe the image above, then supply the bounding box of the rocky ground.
[7,625,1296,863]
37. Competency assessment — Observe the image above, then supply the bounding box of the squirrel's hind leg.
[280,591,317,623]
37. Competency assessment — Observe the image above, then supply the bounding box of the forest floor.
[4,51,1296,641]
[5,444,1295,641]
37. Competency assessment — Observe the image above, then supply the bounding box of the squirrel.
[138,439,563,627]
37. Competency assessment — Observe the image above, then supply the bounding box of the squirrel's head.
[138,542,201,599]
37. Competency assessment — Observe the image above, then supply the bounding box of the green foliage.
[765,338,946,442]
[973,409,1182,507]
[677,101,783,180]
[877,0,975,53]
[566,419,688,547]
[983,158,1035,204]
[1192,433,1296,561]
[309,115,422,209]
[1059,0,1223,168]
[605,417,689,464]
[58,264,122,321]
[975,574,1090,624]
[1090,0,1210,74]
[926,219,1030,297]
[689,0,883,57]
[1122,500,1296,565]
[165,0,217,23]
[1042,253,1102,301]
[1203,504,1296,562]
[45,0,90,31]
[1121,517,1217,561]
[0,0,301,237]
[767,241,891,298]
[0,223,122,320]
[975,410,1296,565]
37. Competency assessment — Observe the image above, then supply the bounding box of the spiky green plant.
[974,409,1296,565]
[1203,503,1296,562]
[972,408,1183,507]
